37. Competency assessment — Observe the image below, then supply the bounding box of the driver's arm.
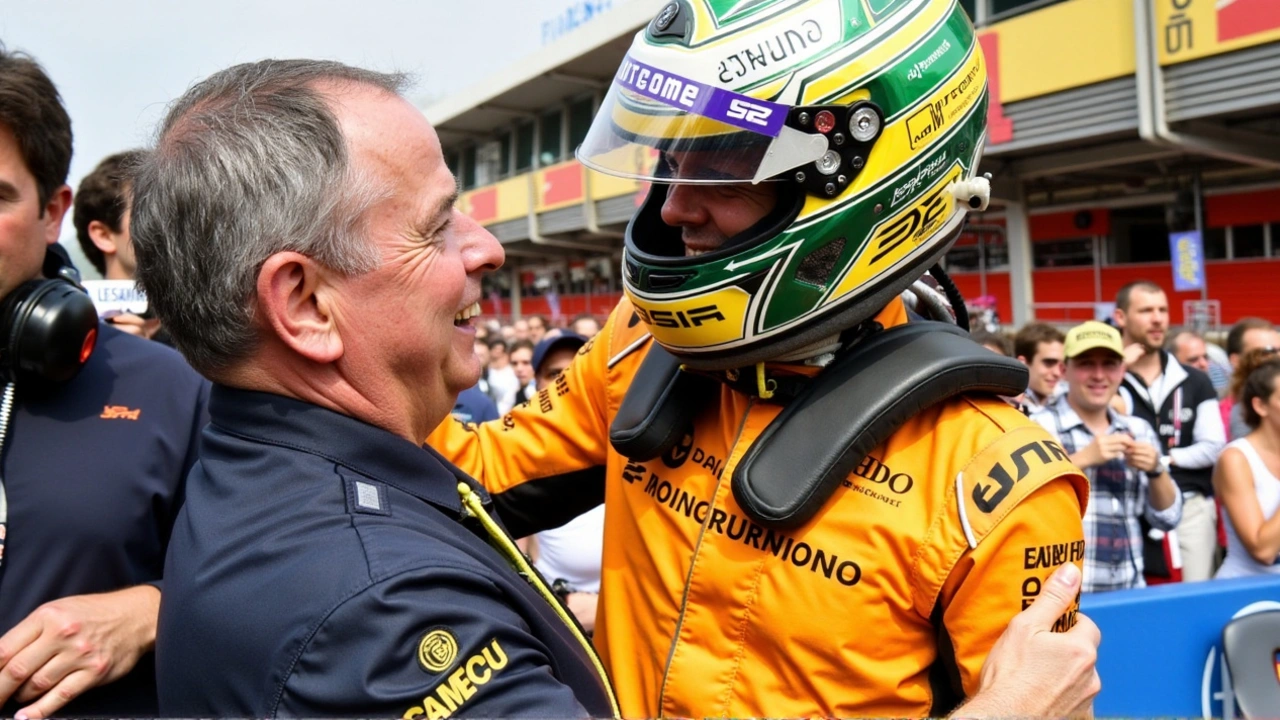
[914,419,1094,717]
[427,310,625,537]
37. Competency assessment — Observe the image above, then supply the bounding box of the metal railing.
[1183,299,1222,333]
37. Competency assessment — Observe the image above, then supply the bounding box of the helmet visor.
[577,54,827,184]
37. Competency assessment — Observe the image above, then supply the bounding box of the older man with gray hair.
[132,60,614,718]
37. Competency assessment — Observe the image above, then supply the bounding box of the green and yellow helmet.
[578,0,991,370]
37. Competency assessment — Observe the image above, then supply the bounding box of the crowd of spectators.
[978,282,1280,591]
[453,317,606,630]
[460,313,601,417]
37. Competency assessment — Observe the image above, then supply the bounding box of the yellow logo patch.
[403,638,510,720]
[417,629,458,673]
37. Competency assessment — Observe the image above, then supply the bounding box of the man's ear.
[41,185,72,246]
[256,252,343,364]
[1112,307,1125,329]
[87,219,119,255]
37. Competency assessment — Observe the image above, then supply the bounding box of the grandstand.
[424,0,1280,328]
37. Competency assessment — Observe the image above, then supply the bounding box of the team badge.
[417,628,458,673]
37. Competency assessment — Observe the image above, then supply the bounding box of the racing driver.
[430,0,1097,716]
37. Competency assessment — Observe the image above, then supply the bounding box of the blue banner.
[1169,230,1206,292]
[1082,575,1280,717]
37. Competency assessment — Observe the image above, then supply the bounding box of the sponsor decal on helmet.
[616,56,702,108]
[905,52,982,149]
[717,19,824,83]
[714,1,840,85]
[905,38,953,82]
[615,55,788,136]
[629,286,751,348]
[635,305,729,330]
[890,154,947,207]
[823,163,962,304]
[866,166,958,264]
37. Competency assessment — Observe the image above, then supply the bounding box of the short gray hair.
[132,59,409,378]
[1166,327,1203,351]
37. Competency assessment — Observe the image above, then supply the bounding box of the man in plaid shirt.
[1031,321,1183,592]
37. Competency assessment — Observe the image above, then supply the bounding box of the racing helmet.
[578,0,992,370]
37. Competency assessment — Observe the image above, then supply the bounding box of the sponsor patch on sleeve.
[402,636,511,720]
[959,425,1083,542]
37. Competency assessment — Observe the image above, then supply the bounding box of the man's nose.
[458,212,504,272]
[660,184,709,228]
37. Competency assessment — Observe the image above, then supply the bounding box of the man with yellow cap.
[1030,321,1182,593]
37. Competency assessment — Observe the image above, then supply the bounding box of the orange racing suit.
[429,297,1089,718]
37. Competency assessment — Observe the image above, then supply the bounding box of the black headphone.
[0,245,99,385]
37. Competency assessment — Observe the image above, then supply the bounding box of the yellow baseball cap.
[1064,321,1125,359]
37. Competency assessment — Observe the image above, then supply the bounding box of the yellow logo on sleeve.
[417,629,459,673]
[403,638,510,720]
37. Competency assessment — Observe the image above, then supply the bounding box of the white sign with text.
[82,279,148,317]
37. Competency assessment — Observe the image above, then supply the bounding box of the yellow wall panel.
[1154,0,1280,66]
[587,168,644,201]
[494,175,530,224]
[991,0,1135,104]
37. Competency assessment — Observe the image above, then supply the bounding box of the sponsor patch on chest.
[840,454,914,508]
[621,456,863,588]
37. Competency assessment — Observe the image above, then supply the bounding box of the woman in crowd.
[1213,349,1280,578]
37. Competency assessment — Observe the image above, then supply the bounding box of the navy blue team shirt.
[156,385,614,718]
[0,322,209,717]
